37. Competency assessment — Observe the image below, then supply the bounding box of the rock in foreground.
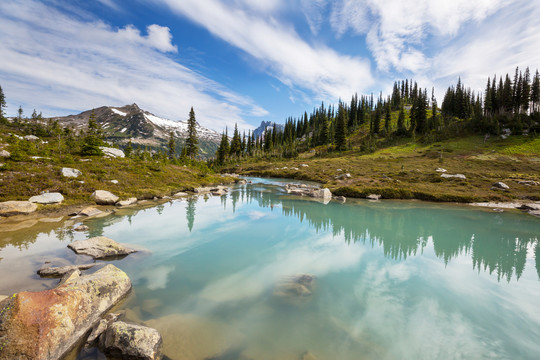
[61,167,82,178]
[91,190,119,205]
[99,321,163,360]
[0,201,38,217]
[0,265,132,360]
[99,146,125,158]
[68,236,137,259]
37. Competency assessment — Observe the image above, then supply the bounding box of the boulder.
[61,167,82,178]
[98,321,163,360]
[0,200,38,216]
[335,173,352,180]
[366,194,381,200]
[492,181,509,190]
[441,173,466,180]
[0,149,10,158]
[99,146,125,158]
[91,190,119,205]
[68,236,137,259]
[87,313,119,345]
[37,263,96,277]
[173,192,189,197]
[235,179,248,185]
[79,206,103,217]
[300,164,309,167]
[517,180,539,186]
[310,188,332,200]
[29,192,64,204]
[211,188,227,196]
[435,168,447,173]
[110,179,119,184]
[117,197,138,207]
[74,224,89,231]
[0,265,131,360]
[24,135,40,141]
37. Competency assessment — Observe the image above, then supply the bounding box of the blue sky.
[1,0,539,132]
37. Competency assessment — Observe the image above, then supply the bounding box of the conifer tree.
[124,139,133,158]
[168,130,176,160]
[397,104,406,135]
[216,131,230,164]
[185,107,199,158]
[335,103,347,151]
[81,110,104,156]
[531,70,540,115]
[0,85,6,120]
[230,124,242,157]
[384,101,391,134]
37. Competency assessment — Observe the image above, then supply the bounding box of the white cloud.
[322,0,509,73]
[156,0,374,101]
[0,0,265,130]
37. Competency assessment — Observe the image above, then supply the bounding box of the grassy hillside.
[0,121,232,207]
[237,135,540,203]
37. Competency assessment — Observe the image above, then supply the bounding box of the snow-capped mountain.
[51,104,221,157]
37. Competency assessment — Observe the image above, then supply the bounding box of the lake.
[1,178,539,360]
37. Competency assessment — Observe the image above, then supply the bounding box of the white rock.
[435,168,447,173]
[300,164,309,167]
[116,198,137,207]
[91,190,119,205]
[441,173,466,180]
[173,192,189,197]
[99,147,125,158]
[0,150,10,158]
[366,194,381,200]
[492,182,509,190]
[61,167,82,178]
[29,192,64,204]
[110,180,119,184]
[24,135,39,141]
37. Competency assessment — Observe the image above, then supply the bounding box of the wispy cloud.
[0,0,265,130]
[156,0,374,101]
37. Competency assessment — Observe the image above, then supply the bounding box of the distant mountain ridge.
[253,120,284,139]
[50,104,221,157]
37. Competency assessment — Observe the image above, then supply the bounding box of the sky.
[1,0,539,132]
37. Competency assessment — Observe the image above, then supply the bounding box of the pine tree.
[216,131,230,164]
[185,107,199,158]
[335,103,347,151]
[17,106,23,120]
[0,85,6,120]
[397,104,406,135]
[81,110,104,156]
[168,130,176,160]
[384,101,391,134]
[531,70,540,115]
[230,124,242,157]
[124,139,133,158]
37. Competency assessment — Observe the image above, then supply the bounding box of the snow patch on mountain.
[111,108,127,116]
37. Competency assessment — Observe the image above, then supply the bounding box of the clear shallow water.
[1,178,540,360]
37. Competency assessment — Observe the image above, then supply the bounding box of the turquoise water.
[1,178,539,359]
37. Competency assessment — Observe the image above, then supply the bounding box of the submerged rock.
[29,192,64,204]
[37,263,96,277]
[78,206,103,217]
[117,197,138,207]
[0,264,132,360]
[145,313,241,360]
[91,190,119,205]
[273,274,316,303]
[68,236,137,259]
[0,200,38,216]
[98,321,163,360]
[74,224,89,231]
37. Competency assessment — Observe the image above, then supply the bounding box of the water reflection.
[227,183,539,282]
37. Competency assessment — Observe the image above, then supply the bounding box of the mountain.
[253,120,284,139]
[50,104,221,157]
